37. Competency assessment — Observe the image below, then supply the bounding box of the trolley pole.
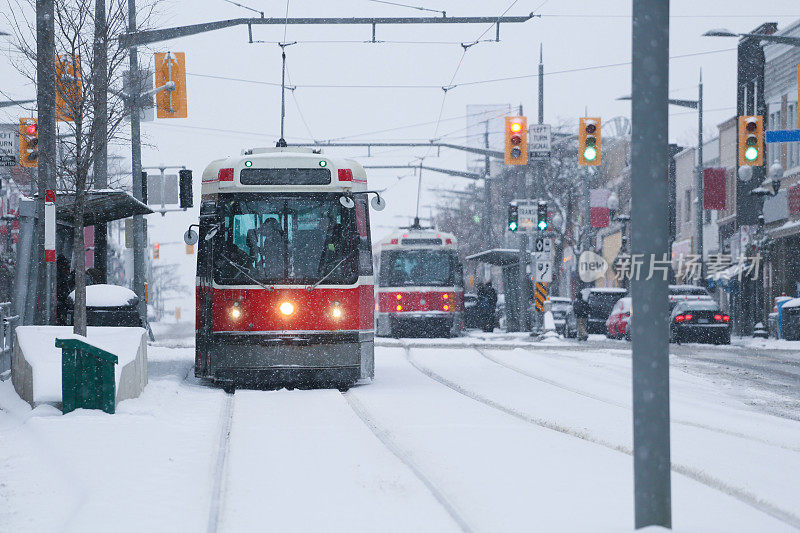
[631,0,672,528]
[36,0,57,324]
[128,0,147,323]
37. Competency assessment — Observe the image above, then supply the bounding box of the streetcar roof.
[378,228,457,249]
[201,147,368,194]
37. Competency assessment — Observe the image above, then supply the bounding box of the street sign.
[534,257,552,283]
[765,129,800,143]
[0,123,18,167]
[534,236,552,254]
[517,200,537,231]
[529,123,551,153]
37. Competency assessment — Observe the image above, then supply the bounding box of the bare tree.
[3,0,159,335]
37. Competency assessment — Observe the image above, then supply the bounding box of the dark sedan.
[669,301,731,345]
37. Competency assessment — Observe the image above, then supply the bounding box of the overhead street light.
[703,28,800,47]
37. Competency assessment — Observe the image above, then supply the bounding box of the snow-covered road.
[1,336,799,532]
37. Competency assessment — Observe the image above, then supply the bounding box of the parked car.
[668,284,712,310]
[67,284,144,328]
[583,288,627,335]
[605,297,631,339]
[781,298,800,341]
[548,297,573,336]
[669,300,731,344]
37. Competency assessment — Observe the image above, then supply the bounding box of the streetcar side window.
[355,194,373,276]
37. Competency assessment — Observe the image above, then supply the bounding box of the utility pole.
[94,0,109,283]
[631,0,672,528]
[695,70,704,283]
[483,121,492,247]
[36,0,57,324]
[128,0,147,323]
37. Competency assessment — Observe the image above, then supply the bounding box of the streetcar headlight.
[331,301,343,319]
[230,301,242,319]
[279,301,295,316]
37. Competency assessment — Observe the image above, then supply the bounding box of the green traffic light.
[473,214,481,223]
[509,221,518,231]
[538,220,547,231]
[584,146,598,161]
[744,146,759,161]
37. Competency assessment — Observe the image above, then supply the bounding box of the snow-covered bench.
[12,326,148,410]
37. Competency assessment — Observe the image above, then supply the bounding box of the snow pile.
[68,284,138,307]
[15,326,144,403]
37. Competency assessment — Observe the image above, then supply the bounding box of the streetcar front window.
[214,194,359,286]
[379,250,458,287]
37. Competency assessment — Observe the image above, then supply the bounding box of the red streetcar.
[186,147,386,391]
[375,225,464,338]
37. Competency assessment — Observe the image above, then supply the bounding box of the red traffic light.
[26,124,38,135]
[510,121,523,133]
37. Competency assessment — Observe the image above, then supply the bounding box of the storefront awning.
[49,189,153,226]
[465,248,526,267]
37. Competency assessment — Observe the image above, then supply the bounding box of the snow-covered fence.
[0,302,19,375]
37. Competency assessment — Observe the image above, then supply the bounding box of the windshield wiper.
[307,250,357,291]
[220,254,275,292]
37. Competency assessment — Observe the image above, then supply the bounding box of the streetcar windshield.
[213,194,358,285]
[379,249,458,287]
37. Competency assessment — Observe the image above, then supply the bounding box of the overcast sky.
[2,0,800,314]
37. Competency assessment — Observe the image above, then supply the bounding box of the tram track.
[400,341,800,530]
[472,346,800,453]
[207,392,235,533]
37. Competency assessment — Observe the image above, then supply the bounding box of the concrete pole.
[695,70,704,283]
[128,0,146,322]
[631,0,672,528]
[12,198,35,323]
[36,0,57,324]
[518,232,529,332]
[93,0,109,282]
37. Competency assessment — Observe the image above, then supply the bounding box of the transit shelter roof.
[465,248,526,267]
[51,189,153,226]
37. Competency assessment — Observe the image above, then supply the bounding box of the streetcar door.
[195,202,217,376]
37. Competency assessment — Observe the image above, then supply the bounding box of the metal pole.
[695,70,704,283]
[12,198,35,323]
[518,232,529,332]
[128,0,146,323]
[94,0,109,283]
[483,121,492,247]
[36,0,57,324]
[631,0,672,528]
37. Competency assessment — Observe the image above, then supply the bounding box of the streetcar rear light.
[723,315,730,322]
[714,314,723,321]
[279,301,295,316]
[675,315,684,322]
[338,168,353,182]
[395,293,402,300]
[218,168,234,182]
[396,305,402,311]
[684,314,693,321]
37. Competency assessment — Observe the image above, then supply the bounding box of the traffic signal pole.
[36,0,57,324]
[93,0,109,284]
[631,0,672,528]
[128,0,147,324]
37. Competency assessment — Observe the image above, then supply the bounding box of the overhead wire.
[364,0,445,16]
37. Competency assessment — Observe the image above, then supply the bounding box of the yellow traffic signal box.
[56,54,82,122]
[18,118,38,168]
[504,116,528,165]
[738,116,763,166]
[579,117,601,166]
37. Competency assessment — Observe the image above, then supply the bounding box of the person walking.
[483,281,498,333]
[573,292,590,341]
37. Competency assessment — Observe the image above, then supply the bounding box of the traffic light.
[18,118,38,168]
[179,169,193,208]
[55,54,82,122]
[579,117,601,166]
[155,51,188,118]
[738,115,763,166]
[504,116,528,165]
[153,242,160,259]
[508,203,519,232]
[537,201,548,231]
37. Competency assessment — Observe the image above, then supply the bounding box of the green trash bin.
[56,338,118,414]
